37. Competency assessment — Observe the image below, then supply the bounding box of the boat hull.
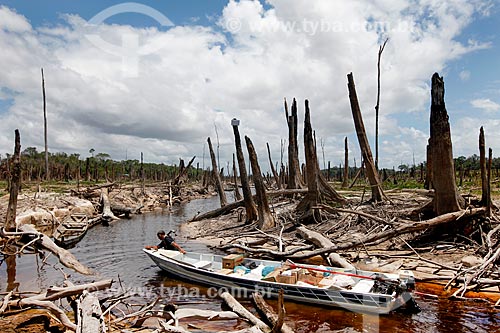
[144,249,412,314]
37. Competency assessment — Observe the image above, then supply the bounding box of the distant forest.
[0,146,499,185]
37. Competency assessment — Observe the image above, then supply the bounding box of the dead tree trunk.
[101,188,119,222]
[5,130,21,231]
[429,73,463,215]
[232,154,242,201]
[424,141,432,190]
[296,102,320,222]
[173,156,196,187]
[140,152,145,195]
[232,120,258,222]
[245,136,275,230]
[297,101,345,222]
[285,98,304,189]
[375,38,388,170]
[266,143,281,189]
[42,68,49,181]
[342,137,349,188]
[347,73,384,202]
[487,148,492,217]
[208,137,227,207]
[85,158,91,182]
[480,126,488,205]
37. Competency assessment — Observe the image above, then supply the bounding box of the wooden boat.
[53,213,89,248]
[144,249,420,314]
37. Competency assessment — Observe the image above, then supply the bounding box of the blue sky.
[0,0,499,169]
[0,0,228,27]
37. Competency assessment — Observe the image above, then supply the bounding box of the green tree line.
[0,147,200,184]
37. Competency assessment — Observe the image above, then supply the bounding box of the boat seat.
[351,279,375,293]
[157,249,182,259]
[193,261,212,270]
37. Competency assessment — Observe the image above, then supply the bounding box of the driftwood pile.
[184,188,500,305]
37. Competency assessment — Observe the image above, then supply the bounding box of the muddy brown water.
[1,196,499,332]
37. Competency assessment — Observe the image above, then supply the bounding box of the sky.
[0,0,499,171]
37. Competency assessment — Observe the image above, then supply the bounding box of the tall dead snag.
[285,98,304,189]
[487,148,492,217]
[5,129,21,231]
[347,73,384,202]
[429,73,463,215]
[232,154,242,201]
[296,101,320,222]
[342,137,349,188]
[297,101,345,222]
[208,137,227,207]
[245,136,275,230]
[479,127,488,205]
[42,68,49,180]
[266,143,282,189]
[232,119,258,222]
[375,38,388,170]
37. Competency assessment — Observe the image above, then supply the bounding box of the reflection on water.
[1,195,499,332]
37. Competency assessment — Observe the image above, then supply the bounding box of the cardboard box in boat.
[276,272,297,284]
[222,254,244,269]
[263,267,298,284]
[297,271,323,286]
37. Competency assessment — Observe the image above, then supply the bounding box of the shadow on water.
[1,195,499,332]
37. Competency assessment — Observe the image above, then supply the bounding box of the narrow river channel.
[1,196,499,332]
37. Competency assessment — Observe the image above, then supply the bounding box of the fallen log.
[110,204,142,218]
[173,308,240,320]
[5,280,112,331]
[318,204,400,226]
[190,199,245,221]
[190,189,307,222]
[16,299,77,331]
[296,226,354,269]
[8,279,112,304]
[232,327,266,333]
[252,291,293,333]
[18,224,93,275]
[220,292,270,333]
[157,319,191,333]
[76,291,105,333]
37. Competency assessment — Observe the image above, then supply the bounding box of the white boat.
[144,249,420,314]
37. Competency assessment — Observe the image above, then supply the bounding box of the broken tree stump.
[429,73,464,215]
[5,129,21,231]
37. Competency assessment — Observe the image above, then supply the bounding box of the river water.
[1,196,499,332]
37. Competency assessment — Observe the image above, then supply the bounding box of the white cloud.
[471,98,500,112]
[0,0,494,169]
[0,6,31,32]
[459,70,471,81]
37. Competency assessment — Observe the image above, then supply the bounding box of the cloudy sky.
[0,0,498,170]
